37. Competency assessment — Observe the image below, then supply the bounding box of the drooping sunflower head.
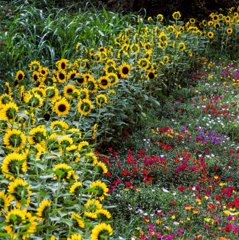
[58,136,73,149]
[95,94,108,107]
[24,92,44,108]
[50,120,69,131]
[71,213,85,229]
[8,178,32,207]
[94,161,108,174]
[78,140,90,152]
[31,87,46,98]
[119,63,131,79]
[32,71,40,82]
[3,128,26,152]
[172,11,181,20]
[0,192,10,214]
[36,199,51,221]
[70,181,83,195]
[5,208,37,239]
[90,223,113,240]
[53,98,71,116]
[89,180,109,201]
[2,152,27,180]
[0,102,18,121]
[67,233,83,240]
[87,78,98,93]
[46,86,59,101]
[77,99,93,116]
[29,60,41,71]
[28,125,47,145]
[53,163,77,181]
[178,42,186,52]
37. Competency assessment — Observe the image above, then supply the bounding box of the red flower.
[178,186,186,191]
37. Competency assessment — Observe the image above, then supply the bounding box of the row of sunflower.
[0,59,116,239]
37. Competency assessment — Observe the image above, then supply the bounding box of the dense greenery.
[0,1,239,239]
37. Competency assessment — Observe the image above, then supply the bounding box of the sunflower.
[31,87,46,98]
[84,151,98,164]
[95,94,108,107]
[147,71,156,80]
[104,64,117,74]
[77,88,89,100]
[107,73,118,86]
[130,43,140,54]
[70,181,83,194]
[36,199,51,221]
[67,128,82,142]
[29,60,41,71]
[0,192,10,214]
[67,234,82,240]
[39,67,49,77]
[94,161,108,174]
[63,84,75,99]
[58,136,73,149]
[2,152,27,180]
[15,70,25,82]
[224,16,231,23]
[87,78,98,93]
[208,20,213,26]
[53,98,71,116]
[75,73,87,86]
[71,213,85,228]
[89,180,108,201]
[56,59,69,71]
[46,86,59,101]
[28,125,46,145]
[0,102,18,121]
[84,199,102,217]
[50,120,69,131]
[158,40,168,49]
[4,129,26,152]
[119,63,131,79]
[77,99,93,116]
[31,71,40,83]
[138,58,150,70]
[67,70,77,81]
[90,223,113,240]
[172,11,181,20]
[5,82,12,95]
[78,141,90,152]
[226,27,233,35]
[8,178,32,208]
[96,209,111,220]
[156,13,164,22]
[178,42,186,51]
[161,55,169,65]
[5,208,37,239]
[24,93,44,108]
[57,71,67,83]
[189,18,196,24]
[98,76,111,89]
[53,163,77,181]
[207,31,214,39]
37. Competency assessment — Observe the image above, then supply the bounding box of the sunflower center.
[18,74,23,81]
[148,72,155,79]
[61,62,66,69]
[59,73,65,80]
[69,73,76,80]
[58,104,66,112]
[122,67,129,75]
[33,74,38,81]
[76,77,84,84]
[67,88,73,94]
[100,79,108,86]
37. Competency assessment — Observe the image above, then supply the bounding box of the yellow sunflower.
[87,78,98,93]
[2,152,27,180]
[207,31,214,39]
[8,178,32,208]
[56,59,69,71]
[70,181,83,194]
[36,199,51,221]
[46,86,59,101]
[77,88,89,100]
[90,223,113,240]
[107,72,119,86]
[53,163,77,181]
[172,11,181,20]
[178,42,186,51]
[95,94,108,107]
[94,161,108,174]
[119,63,131,79]
[146,71,157,80]
[15,70,25,82]
[57,71,67,83]
[53,98,71,116]
[50,120,69,131]
[89,180,109,201]
[5,82,12,95]
[75,73,87,86]
[39,67,49,77]
[67,233,82,240]
[226,27,233,35]
[63,84,76,99]
[0,102,18,121]
[32,71,40,82]
[29,60,41,71]
[71,213,85,228]
[0,192,10,214]
[28,125,47,145]
[3,128,26,152]
[67,70,77,81]
[96,208,111,220]
[77,99,93,116]
[24,93,44,108]
[5,208,37,239]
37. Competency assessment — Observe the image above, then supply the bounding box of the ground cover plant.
[0,1,239,239]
